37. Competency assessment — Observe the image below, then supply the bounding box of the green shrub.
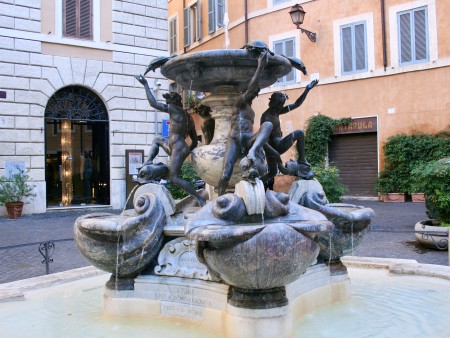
[166,161,200,200]
[376,130,450,194]
[411,158,450,224]
[312,165,348,203]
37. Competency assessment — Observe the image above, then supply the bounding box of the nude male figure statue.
[260,79,318,180]
[217,52,285,196]
[135,74,206,206]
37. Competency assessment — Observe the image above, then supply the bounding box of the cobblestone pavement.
[0,208,120,284]
[0,201,447,284]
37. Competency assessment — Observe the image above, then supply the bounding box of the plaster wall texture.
[171,0,450,172]
[0,0,170,215]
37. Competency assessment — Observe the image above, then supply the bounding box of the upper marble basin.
[161,49,292,92]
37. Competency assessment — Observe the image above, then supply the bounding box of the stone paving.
[0,200,447,284]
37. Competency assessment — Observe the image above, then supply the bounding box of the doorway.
[45,86,110,207]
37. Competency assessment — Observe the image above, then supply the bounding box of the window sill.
[260,57,448,94]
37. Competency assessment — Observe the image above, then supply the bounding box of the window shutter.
[354,23,366,71]
[208,0,215,33]
[169,18,177,55]
[274,39,295,84]
[64,0,77,37]
[399,12,412,64]
[285,39,295,82]
[79,0,92,39]
[341,26,353,73]
[183,7,190,47]
[274,41,283,55]
[414,9,427,61]
[197,1,202,40]
[217,0,225,27]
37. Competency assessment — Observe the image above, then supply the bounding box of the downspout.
[381,0,387,71]
[244,0,249,44]
[183,0,186,54]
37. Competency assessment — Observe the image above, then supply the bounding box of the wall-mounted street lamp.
[289,4,317,43]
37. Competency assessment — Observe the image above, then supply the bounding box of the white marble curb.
[342,256,450,281]
[0,266,106,302]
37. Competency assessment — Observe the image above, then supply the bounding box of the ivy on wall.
[304,114,351,166]
[304,114,351,202]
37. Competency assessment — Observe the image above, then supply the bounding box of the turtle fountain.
[73,44,375,337]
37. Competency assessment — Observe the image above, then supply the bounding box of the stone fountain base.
[104,263,350,338]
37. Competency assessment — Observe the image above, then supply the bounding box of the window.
[63,0,92,40]
[208,0,225,34]
[272,0,290,5]
[340,21,367,74]
[333,13,374,77]
[398,6,428,65]
[184,2,202,47]
[389,1,437,69]
[273,38,296,85]
[169,17,177,55]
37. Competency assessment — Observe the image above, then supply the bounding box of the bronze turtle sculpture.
[241,40,274,56]
[287,56,307,75]
[144,56,174,75]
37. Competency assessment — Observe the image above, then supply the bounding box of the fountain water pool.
[1,258,449,338]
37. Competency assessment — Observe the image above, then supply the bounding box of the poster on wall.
[128,152,143,175]
[5,161,26,178]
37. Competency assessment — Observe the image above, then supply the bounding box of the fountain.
[68,44,381,337]
[1,43,450,338]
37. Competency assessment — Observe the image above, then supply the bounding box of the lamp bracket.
[299,27,317,43]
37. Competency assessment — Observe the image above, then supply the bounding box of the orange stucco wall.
[169,0,450,170]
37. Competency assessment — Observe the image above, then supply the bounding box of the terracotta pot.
[383,193,405,203]
[411,193,425,203]
[414,220,448,250]
[5,201,24,219]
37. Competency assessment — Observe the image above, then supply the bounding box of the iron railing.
[0,238,73,275]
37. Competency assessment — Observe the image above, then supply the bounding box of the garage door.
[329,132,378,196]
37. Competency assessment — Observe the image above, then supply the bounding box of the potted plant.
[375,169,406,202]
[412,158,450,250]
[409,178,426,203]
[0,169,36,219]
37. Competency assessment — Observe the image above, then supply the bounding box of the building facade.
[168,0,450,196]
[0,0,169,215]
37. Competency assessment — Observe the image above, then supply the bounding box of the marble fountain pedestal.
[73,48,374,338]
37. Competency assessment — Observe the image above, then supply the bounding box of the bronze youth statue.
[218,51,286,196]
[135,74,206,206]
[260,79,318,180]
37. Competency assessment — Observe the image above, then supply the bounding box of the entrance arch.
[45,86,110,207]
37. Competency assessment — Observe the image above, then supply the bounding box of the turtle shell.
[247,40,268,51]
[145,56,171,74]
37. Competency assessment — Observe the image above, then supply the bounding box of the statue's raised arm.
[135,74,167,112]
[282,79,318,114]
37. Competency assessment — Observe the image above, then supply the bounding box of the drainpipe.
[244,0,249,44]
[381,0,387,71]
[183,0,186,54]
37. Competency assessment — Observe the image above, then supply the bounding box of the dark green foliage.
[312,166,348,203]
[0,169,36,205]
[305,115,351,166]
[166,161,200,200]
[411,158,450,224]
[304,115,351,202]
[376,129,450,194]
